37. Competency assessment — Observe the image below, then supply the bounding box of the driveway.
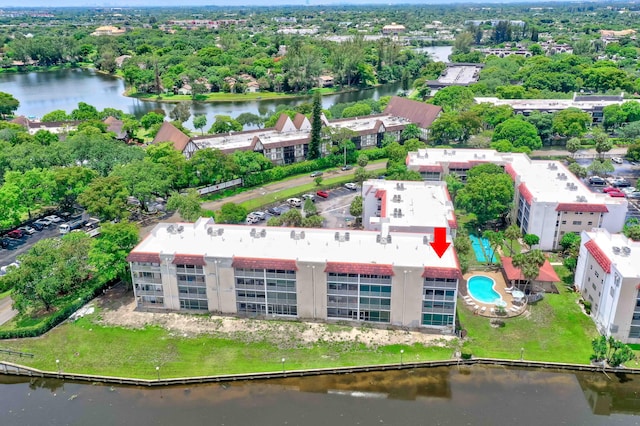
[0,295,17,326]
[200,162,385,213]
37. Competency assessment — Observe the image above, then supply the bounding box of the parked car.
[310,171,323,178]
[31,222,44,231]
[622,187,638,195]
[302,193,315,202]
[287,198,302,207]
[588,176,606,185]
[35,218,52,227]
[344,182,358,190]
[316,190,330,198]
[249,211,266,221]
[45,215,63,223]
[611,157,624,164]
[603,186,620,193]
[18,226,36,235]
[608,190,626,198]
[267,206,283,216]
[630,161,638,166]
[612,179,631,188]
[341,165,353,171]
[0,237,9,248]
[6,229,23,239]
[627,192,640,199]
[246,214,259,224]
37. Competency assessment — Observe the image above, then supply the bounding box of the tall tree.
[169,102,191,123]
[77,176,129,221]
[511,249,546,291]
[89,221,140,284]
[0,92,19,119]
[308,91,322,160]
[193,115,207,135]
[504,224,522,256]
[167,189,203,222]
[455,166,514,227]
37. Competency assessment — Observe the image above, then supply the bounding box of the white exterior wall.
[526,201,558,251]
[601,202,628,234]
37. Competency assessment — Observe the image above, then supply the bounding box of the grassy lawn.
[459,266,598,364]
[1,315,454,379]
[0,289,11,299]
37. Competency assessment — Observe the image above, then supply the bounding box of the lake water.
[0,69,403,130]
[414,45,453,62]
[1,365,639,425]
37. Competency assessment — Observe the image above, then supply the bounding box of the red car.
[6,229,23,239]
[316,190,329,198]
[602,186,620,193]
[608,190,626,198]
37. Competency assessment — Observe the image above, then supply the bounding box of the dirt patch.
[95,286,456,349]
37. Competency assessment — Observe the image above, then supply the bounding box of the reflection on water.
[1,366,639,425]
[0,69,403,130]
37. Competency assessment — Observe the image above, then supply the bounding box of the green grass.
[1,316,454,379]
[460,268,598,364]
[0,290,10,299]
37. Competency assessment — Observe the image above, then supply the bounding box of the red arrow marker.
[430,227,450,258]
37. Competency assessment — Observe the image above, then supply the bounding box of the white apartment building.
[362,179,457,238]
[406,149,628,250]
[127,218,461,331]
[575,229,640,343]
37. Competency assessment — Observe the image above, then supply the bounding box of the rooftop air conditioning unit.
[612,246,621,254]
[207,227,214,236]
[250,228,256,237]
[623,246,631,255]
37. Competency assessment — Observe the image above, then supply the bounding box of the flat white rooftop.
[439,66,480,84]
[475,97,624,111]
[407,148,626,207]
[363,179,455,229]
[586,229,640,278]
[132,218,458,270]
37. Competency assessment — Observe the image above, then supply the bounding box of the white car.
[622,187,637,195]
[302,193,315,202]
[344,182,358,190]
[249,211,266,221]
[45,215,63,223]
[287,198,302,207]
[18,226,36,235]
[611,157,624,164]
[35,218,52,226]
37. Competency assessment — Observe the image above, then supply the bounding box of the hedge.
[0,278,115,339]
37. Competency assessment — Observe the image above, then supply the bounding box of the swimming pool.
[467,275,503,304]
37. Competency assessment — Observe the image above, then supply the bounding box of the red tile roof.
[126,252,161,263]
[448,161,470,169]
[555,203,608,213]
[325,262,394,276]
[383,97,442,128]
[518,183,533,204]
[501,256,561,282]
[292,113,307,130]
[422,267,462,279]
[584,240,612,273]
[232,257,298,271]
[274,114,292,132]
[152,122,192,152]
[418,165,443,173]
[504,163,517,181]
[172,254,206,266]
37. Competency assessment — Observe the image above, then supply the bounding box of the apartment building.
[406,149,628,250]
[575,229,640,343]
[127,218,461,331]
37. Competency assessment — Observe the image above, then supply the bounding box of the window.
[587,221,593,226]
[572,221,582,225]
[595,271,599,278]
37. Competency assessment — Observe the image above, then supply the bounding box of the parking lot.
[577,158,640,223]
[248,184,360,228]
[0,222,62,266]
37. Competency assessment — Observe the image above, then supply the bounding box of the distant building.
[474,93,625,124]
[426,63,483,90]
[574,229,640,343]
[164,19,247,30]
[382,97,442,141]
[91,25,126,36]
[318,75,334,88]
[103,116,127,140]
[11,116,79,135]
[382,23,406,36]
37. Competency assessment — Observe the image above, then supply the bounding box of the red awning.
[418,165,443,173]
[232,257,298,271]
[556,203,608,213]
[325,262,394,276]
[172,254,206,266]
[504,163,517,181]
[422,267,461,279]
[518,183,533,204]
[501,256,561,282]
[126,252,161,263]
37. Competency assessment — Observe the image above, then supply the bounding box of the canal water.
[0,69,402,130]
[2,365,638,425]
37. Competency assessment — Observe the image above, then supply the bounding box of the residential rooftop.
[132,218,459,270]
[585,229,640,278]
[474,94,624,111]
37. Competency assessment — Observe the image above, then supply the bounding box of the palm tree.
[504,224,522,256]
[482,230,503,264]
[512,249,546,291]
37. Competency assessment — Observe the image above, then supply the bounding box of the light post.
[56,359,60,374]
[281,357,286,374]
[156,366,160,381]
[400,349,404,365]
[520,348,524,361]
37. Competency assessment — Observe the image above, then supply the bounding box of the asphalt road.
[0,295,17,326]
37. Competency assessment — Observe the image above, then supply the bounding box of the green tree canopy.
[492,118,542,151]
[0,92,19,118]
[430,86,475,112]
[216,202,247,224]
[552,108,591,137]
[455,165,514,227]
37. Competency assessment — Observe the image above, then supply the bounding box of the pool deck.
[460,271,527,318]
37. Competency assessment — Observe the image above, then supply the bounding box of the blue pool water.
[469,235,497,263]
[468,275,502,304]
